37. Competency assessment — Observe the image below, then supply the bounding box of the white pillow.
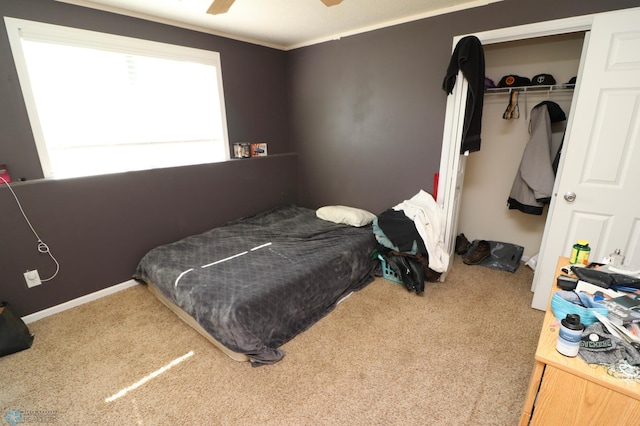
[316,205,376,227]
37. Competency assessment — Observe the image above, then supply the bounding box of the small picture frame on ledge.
[233,143,251,159]
[250,143,267,157]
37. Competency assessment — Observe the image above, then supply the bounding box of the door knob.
[564,192,576,202]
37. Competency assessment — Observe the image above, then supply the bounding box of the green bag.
[0,301,34,357]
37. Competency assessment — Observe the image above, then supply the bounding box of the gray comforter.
[133,205,377,366]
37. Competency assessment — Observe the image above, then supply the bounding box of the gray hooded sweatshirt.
[507,103,563,215]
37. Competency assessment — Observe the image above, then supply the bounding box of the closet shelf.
[485,84,575,95]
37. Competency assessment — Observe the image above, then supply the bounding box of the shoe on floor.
[463,240,491,265]
[455,233,471,255]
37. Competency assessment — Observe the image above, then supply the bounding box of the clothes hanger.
[502,89,520,120]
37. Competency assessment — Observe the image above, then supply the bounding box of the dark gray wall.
[0,0,294,316]
[288,0,640,215]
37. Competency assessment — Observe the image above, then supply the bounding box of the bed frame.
[147,284,249,362]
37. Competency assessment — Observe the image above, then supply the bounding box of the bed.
[133,204,378,366]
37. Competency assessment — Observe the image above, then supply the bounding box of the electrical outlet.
[24,270,42,288]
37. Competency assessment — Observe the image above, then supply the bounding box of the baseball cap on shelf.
[567,76,577,85]
[531,73,556,86]
[484,77,496,90]
[497,74,531,88]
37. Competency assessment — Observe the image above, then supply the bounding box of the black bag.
[0,301,34,357]
[383,255,426,294]
[571,267,640,289]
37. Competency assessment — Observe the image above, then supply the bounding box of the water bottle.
[556,313,584,357]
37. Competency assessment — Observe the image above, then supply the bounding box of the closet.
[439,7,640,311]
[457,32,585,261]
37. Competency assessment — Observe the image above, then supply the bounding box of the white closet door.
[437,70,468,280]
[531,7,640,310]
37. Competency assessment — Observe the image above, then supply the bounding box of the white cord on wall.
[0,175,60,281]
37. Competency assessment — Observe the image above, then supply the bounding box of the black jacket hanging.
[442,35,486,154]
[442,36,485,154]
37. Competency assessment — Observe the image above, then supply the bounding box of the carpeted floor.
[1,256,544,425]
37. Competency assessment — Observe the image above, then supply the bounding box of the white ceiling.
[56,0,502,50]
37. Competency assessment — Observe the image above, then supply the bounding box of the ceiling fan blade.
[320,0,344,6]
[207,0,235,15]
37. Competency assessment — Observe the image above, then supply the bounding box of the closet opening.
[458,32,586,271]
[440,8,640,311]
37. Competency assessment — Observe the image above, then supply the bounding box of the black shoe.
[455,233,471,255]
[462,240,491,265]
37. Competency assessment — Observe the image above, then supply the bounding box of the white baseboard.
[22,279,140,324]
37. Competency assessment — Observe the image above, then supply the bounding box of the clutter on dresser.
[521,255,640,424]
[551,258,640,368]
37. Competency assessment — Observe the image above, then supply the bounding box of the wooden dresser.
[519,257,640,425]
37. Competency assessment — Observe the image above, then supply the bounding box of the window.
[4,17,230,179]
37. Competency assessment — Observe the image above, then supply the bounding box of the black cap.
[562,313,583,330]
[497,74,531,88]
[531,73,556,86]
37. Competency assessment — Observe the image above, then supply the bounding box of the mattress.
[133,204,378,366]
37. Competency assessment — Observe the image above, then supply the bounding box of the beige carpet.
[1,256,544,425]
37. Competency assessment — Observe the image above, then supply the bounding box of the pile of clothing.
[374,190,449,294]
